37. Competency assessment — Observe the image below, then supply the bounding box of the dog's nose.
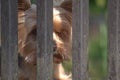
[53,40,57,51]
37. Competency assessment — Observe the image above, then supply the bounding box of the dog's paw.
[54,73,72,80]
[25,51,36,65]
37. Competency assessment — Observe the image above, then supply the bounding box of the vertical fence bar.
[72,0,89,80]
[107,0,120,80]
[1,0,18,80]
[37,0,53,80]
[0,0,1,79]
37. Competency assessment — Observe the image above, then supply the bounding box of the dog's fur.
[18,0,72,80]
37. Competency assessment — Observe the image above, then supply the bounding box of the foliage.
[89,24,107,80]
[90,0,107,15]
[31,0,36,3]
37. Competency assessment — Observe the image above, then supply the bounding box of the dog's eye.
[31,29,36,36]
[27,28,36,40]
[56,29,70,41]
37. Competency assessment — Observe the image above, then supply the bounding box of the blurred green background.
[89,0,107,80]
[31,0,107,80]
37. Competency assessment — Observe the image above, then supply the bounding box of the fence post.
[72,0,89,80]
[36,0,53,80]
[0,0,1,79]
[107,0,120,80]
[1,0,18,80]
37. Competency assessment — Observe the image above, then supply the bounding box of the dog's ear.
[25,5,36,34]
[60,0,72,13]
[18,0,31,11]
[53,7,72,33]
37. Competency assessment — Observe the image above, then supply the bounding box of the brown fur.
[18,0,72,80]
[60,0,72,13]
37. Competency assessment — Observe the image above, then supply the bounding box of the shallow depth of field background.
[32,0,107,80]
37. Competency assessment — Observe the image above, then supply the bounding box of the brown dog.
[18,0,72,80]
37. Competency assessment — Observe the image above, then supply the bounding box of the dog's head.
[18,2,72,64]
[53,7,72,63]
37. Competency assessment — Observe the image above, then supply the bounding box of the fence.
[0,0,120,80]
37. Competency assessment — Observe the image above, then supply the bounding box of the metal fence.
[0,0,120,80]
